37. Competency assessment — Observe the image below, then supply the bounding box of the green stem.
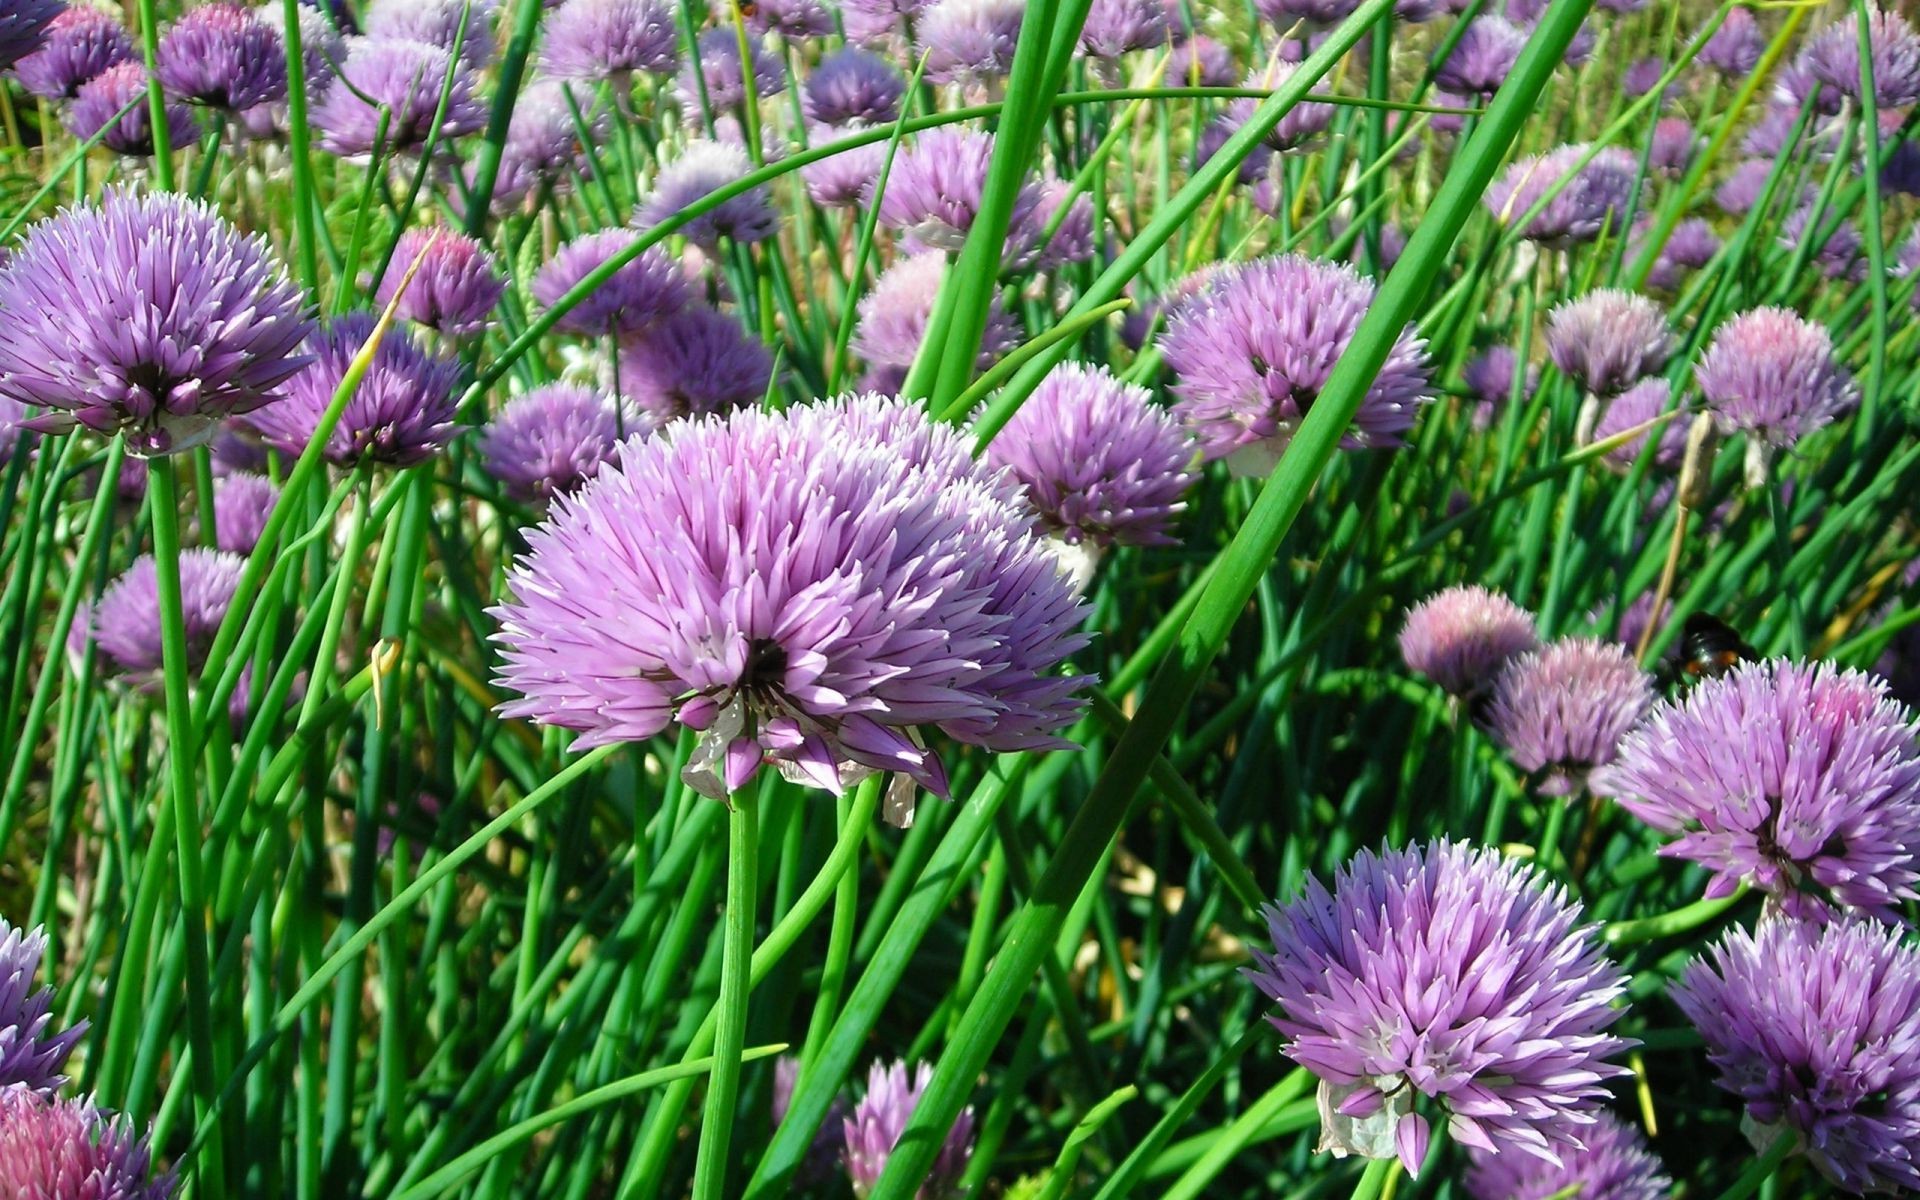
[1713,1133,1795,1200]
[1605,885,1750,946]
[1347,1158,1397,1200]
[692,787,759,1200]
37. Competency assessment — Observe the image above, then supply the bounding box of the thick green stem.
[692,788,759,1200]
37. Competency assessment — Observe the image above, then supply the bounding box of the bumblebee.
[1673,612,1756,684]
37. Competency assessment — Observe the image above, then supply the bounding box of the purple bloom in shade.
[248,312,460,467]
[1462,1111,1671,1200]
[1486,638,1654,796]
[1597,590,1658,656]
[1195,114,1273,185]
[1801,8,1920,111]
[1664,217,1722,269]
[1695,307,1855,452]
[210,424,270,474]
[156,2,287,110]
[1881,140,1920,198]
[1168,35,1236,87]
[364,0,495,67]
[1782,206,1863,281]
[917,0,1023,85]
[1672,917,1920,1195]
[680,26,783,115]
[1,918,85,1094]
[773,1056,849,1187]
[1714,158,1780,216]
[1161,253,1432,475]
[0,0,59,71]
[211,470,277,553]
[1648,116,1695,174]
[1742,104,1817,160]
[1621,57,1668,101]
[841,1060,975,1200]
[613,306,774,423]
[478,384,624,504]
[1461,345,1536,414]
[1007,179,1095,272]
[91,548,244,679]
[1595,659,1920,920]
[1699,7,1762,77]
[311,37,485,157]
[374,228,504,337]
[484,79,601,208]
[634,140,780,247]
[1593,378,1684,473]
[877,128,1040,254]
[0,1088,174,1200]
[1245,841,1633,1178]
[530,229,689,336]
[66,62,199,156]
[852,253,1019,382]
[539,0,675,81]
[1434,16,1527,99]
[1545,289,1671,397]
[1079,0,1168,60]
[11,5,132,100]
[803,47,904,126]
[1399,585,1539,699]
[1484,144,1637,248]
[490,393,1091,807]
[1222,63,1335,154]
[801,133,886,208]
[0,188,313,456]
[746,0,832,38]
[1253,0,1358,26]
[986,361,1196,550]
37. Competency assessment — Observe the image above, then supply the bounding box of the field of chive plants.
[9,0,1920,1195]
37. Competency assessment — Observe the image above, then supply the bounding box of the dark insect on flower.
[1671,612,1757,686]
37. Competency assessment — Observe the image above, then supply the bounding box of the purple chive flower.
[803,47,904,126]
[1195,114,1273,184]
[1485,144,1638,247]
[680,26,783,116]
[246,0,341,100]
[374,228,504,337]
[1695,307,1855,453]
[773,1056,849,1186]
[1649,116,1696,174]
[0,0,60,71]
[1461,345,1537,419]
[918,0,1023,85]
[1800,8,1920,111]
[1486,638,1654,796]
[1595,660,1920,920]
[1254,0,1359,26]
[1740,104,1824,161]
[839,0,925,45]
[852,253,1020,388]
[1078,0,1168,60]
[156,2,287,111]
[539,0,675,81]
[1673,917,1920,1195]
[1593,378,1684,472]
[613,306,774,423]
[841,1060,975,1200]
[1,918,85,1095]
[211,470,278,553]
[986,361,1196,550]
[66,62,199,156]
[1622,57,1670,101]
[484,79,601,208]
[634,140,780,247]
[802,134,886,208]
[478,384,625,504]
[91,548,245,680]
[0,1088,173,1200]
[363,0,494,67]
[1246,841,1633,1178]
[1221,62,1336,154]
[1714,158,1782,216]
[877,127,1040,254]
[1161,253,1433,475]
[1882,140,1920,198]
[1435,15,1528,98]
[746,0,832,38]
[490,394,1092,807]
[1462,1111,1671,1200]
[210,424,270,474]
[1012,180,1095,272]
[1699,7,1762,77]
[0,189,313,455]
[1399,585,1540,699]
[1661,217,1722,271]
[1168,35,1236,86]
[1545,289,1672,397]
[530,229,689,336]
[1782,206,1863,281]
[11,5,132,100]
[311,37,485,157]
[247,312,460,466]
